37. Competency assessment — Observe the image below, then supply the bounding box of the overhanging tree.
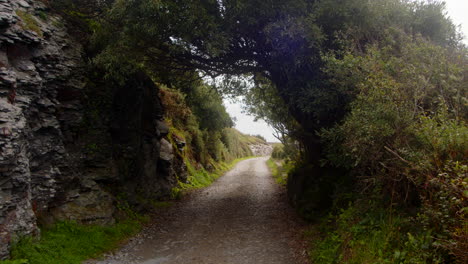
[93,0,460,163]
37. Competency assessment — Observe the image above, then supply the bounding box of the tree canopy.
[93,0,462,151]
[82,0,468,262]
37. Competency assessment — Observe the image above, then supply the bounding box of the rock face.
[249,143,274,157]
[0,0,84,257]
[109,72,183,204]
[0,1,181,259]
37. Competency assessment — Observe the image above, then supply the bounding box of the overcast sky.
[224,0,468,143]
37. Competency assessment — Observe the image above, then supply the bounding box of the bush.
[319,35,467,262]
[271,144,285,159]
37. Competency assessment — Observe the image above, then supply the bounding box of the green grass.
[306,203,446,264]
[266,158,289,186]
[0,260,28,264]
[1,220,141,264]
[150,200,173,209]
[173,156,254,198]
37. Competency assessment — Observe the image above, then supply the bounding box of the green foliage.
[266,158,294,186]
[91,0,460,145]
[15,11,42,37]
[42,1,467,263]
[271,144,286,159]
[204,132,225,162]
[220,128,255,160]
[36,11,48,21]
[158,83,258,199]
[159,85,253,169]
[241,76,301,145]
[0,260,28,264]
[50,0,107,34]
[184,84,234,131]
[321,36,467,181]
[90,0,464,170]
[178,156,254,192]
[3,221,140,264]
[318,34,467,262]
[182,159,218,189]
[308,202,449,264]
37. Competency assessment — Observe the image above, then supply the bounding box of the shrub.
[319,35,467,262]
[271,144,286,159]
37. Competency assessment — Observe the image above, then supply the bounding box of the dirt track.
[89,157,307,264]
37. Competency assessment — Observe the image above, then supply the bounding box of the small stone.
[159,139,174,161]
[18,0,30,8]
[156,120,169,137]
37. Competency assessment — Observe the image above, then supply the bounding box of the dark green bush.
[319,36,467,262]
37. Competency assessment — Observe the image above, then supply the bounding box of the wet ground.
[87,157,308,264]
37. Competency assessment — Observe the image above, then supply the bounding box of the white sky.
[445,0,468,44]
[224,97,280,142]
[224,0,468,143]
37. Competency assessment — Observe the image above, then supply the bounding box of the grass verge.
[0,220,142,264]
[266,158,290,186]
[172,156,255,198]
[305,201,449,264]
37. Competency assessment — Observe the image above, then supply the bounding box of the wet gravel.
[86,157,309,264]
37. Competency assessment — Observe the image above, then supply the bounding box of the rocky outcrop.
[109,72,184,204]
[0,0,85,257]
[249,143,273,157]
[0,1,181,259]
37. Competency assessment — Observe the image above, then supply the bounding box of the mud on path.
[88,157,308,264]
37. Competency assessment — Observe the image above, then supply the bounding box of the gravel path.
[87,157,308,264]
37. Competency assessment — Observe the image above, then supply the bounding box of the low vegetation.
[159,85,256,166]
[174,156,254,197]
[307,203,424,264]
[159,83,263,197]
[310,35,467,263]
[271,144,286,160]
[266,159,287,186]
[10,0,466,263]
[1,220,141,264]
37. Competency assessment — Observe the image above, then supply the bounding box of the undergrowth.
[266,158,295,186]
[0,195,152,264]
[1,220,141,264]
[172,156,254,198]
[306,200,453,264]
